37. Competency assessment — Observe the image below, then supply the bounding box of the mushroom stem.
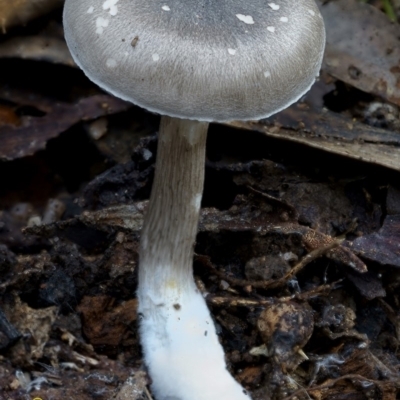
[139,116,208,293]
[138,116,251,400]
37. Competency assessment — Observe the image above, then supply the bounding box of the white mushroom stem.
[139,116,207,293]
[138,116,251,400]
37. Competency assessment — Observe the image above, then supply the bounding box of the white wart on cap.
[64,0,325,122]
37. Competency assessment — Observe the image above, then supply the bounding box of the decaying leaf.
[3,295,57,366]
[114,371,149,400]
[0,94,130,161]
[318,0,400,108]
[227,103,400,172]
[257,301,314,369]
[0,35,74,66]
[77,296,138,349]
[348,215,400,268]
[0,0,63,32]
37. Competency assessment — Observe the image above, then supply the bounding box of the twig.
[198,240,340,291]
[207,296,273,307]
[247,185,297,218]
[271,241,339,289]
[144,386,154,400]
[207,281,342,308]
[282,374,382,400]
[280,279,343,302]
[378,298,400,343]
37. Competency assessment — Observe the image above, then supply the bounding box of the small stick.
[144,386,154,400]
[207,296,273,307]
[270,241,339,289]
[199,240,340,291]
[207,280,342,308]
[282,374,383,400]
[279,279,343,302]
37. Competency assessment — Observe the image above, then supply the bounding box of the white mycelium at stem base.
[138,116,250,400]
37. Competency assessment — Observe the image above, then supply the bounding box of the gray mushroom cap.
[64,0,325,122]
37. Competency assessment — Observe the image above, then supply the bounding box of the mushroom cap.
[64,0,325,122]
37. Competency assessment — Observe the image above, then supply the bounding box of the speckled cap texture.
[64,0,325,122]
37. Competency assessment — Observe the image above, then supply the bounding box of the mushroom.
[63,1,325,399]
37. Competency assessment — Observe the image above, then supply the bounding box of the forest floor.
[0,1,400,399]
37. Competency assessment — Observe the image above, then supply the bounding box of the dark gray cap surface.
[64,0,325,122]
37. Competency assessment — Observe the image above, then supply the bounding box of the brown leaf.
[78,296,137,348]
[345,270,386,300]
[0,35,74,66]
[228,104,400,172]
[319,0,400,107]
[0,0,63,32]
[236,366,263,387]
[0,94,130,161]
[0,105,20,127]
[347,215,400,268]
[4,295,57,366]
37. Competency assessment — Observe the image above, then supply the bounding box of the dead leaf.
[77,296,137,348]
[0,94,130,161]
[345,270,386,300]
[4,295,57,366]
[347,215,400,267]
[318,0,400,107]
[0,0,63,32]
[0,35,74,66]
[114,371,149,400]
[0,104,20,127]
[227,103,400,172]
